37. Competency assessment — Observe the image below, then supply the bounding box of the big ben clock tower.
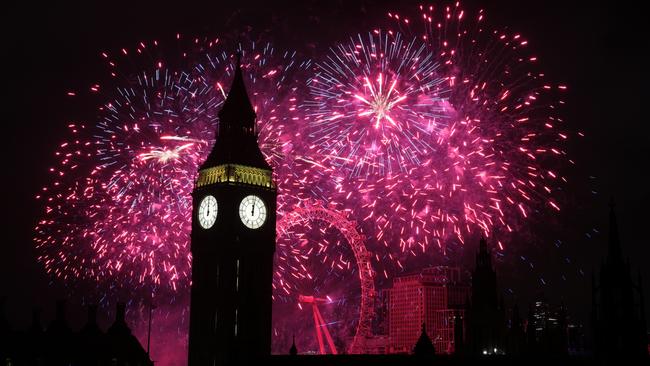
[188,56,276,366]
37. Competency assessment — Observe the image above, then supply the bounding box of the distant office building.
[531,297,550,342]
[386,266,470,354]
[566,320,585,355]
[526,295,568,355]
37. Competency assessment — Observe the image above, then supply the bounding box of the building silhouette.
[592,202,648,359]
[43,300,75,363]
[0,300,152,365]
[386,266,470,354]
[464,238,506,356]
[187,54,277,366]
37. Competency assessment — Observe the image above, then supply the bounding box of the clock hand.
[251,204,255,217]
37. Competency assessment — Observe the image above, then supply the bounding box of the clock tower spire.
[201,52,270,171]
[188,54,276,366]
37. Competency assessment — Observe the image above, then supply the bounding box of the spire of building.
[413,322,436,356]
[467,237,502,355]
[218,52,256,136]
[79,304,106,363]
[476,237,492,269]
[82,304,101,333]
[594,202,648,359]
[108,302,129,335]
[45,300,74,361]
[289,335,298,356]
[200,52,270,170]
[48,300,72,334]
[29,307,43,334]
[107,302,153,365]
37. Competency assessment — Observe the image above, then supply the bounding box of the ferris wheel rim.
[276,200,375,354]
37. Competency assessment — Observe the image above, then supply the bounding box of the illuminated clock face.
[239,195,267,229]
[198,195,218,229]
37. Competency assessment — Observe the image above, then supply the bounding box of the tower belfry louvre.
[188,54,277,366]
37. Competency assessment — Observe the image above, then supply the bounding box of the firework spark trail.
[35,69,213,297]
[35,37,369,358]
[305,30,451,177]
[34,38,335,362]
[298,3,571,284]
[34,39,315,300]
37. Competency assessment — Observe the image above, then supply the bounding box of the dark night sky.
[2,0,648,334]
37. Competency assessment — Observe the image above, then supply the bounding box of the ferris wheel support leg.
[312,304,326,355]
[314,305,338,355]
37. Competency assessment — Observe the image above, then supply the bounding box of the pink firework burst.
[34,38,312,365]
[299,3,572,281]
[34,39,308,300]
[305,30,450,177]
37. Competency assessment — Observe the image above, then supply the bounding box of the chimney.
[116,302,126,324]
[289,335,298,356]
[87,304,98,325]
[56,300,66,322]
[30,307,43,332]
